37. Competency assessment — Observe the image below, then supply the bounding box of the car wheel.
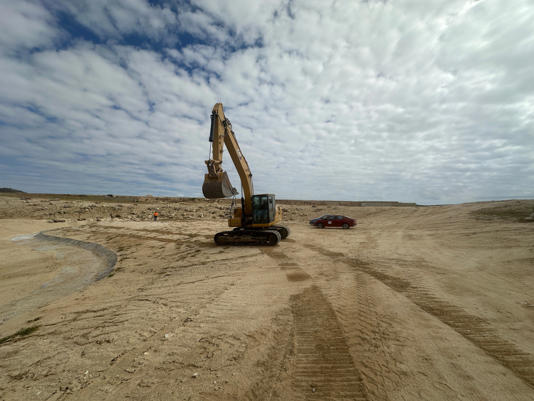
[342,223,349,229]
[317,222,324,228]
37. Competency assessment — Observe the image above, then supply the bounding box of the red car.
[309,215,356,229]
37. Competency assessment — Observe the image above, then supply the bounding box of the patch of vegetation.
[0,187,25,193]
[0,325,40,345]
[472,201,534,223]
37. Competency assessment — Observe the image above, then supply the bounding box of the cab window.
[268,196,275,220]
[252,195,270,224]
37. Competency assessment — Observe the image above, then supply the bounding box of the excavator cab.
[252,194,276,224]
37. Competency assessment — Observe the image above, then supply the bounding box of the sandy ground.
[0,194,533,400]
[1,221,90,330]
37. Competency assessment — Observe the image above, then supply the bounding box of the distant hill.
[0,188,25,193]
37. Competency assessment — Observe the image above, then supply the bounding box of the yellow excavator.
[202,103,289,246]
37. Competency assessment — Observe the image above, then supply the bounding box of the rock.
[192,372,198,378]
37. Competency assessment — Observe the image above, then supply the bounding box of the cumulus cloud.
[0,0,533,203]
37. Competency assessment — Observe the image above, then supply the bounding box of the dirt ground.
[0,194,533,401]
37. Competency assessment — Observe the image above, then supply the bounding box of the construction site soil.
[0,193,533,401]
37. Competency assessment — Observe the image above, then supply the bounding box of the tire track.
[87,225,211,244]
[291,285,367,400]
[97,225,210,239]
[304,243,534,388]
[261,247,311,282]
[321,270,402,400]
[262,248,372,400]
[89,231,178,243]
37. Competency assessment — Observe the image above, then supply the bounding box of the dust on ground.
[0,194,533,401]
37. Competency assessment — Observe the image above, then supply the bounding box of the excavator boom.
[202,103,251,203]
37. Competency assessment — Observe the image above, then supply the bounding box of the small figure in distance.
[153,210,159,221]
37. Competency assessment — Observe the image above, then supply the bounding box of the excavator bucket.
[202,171,238,198]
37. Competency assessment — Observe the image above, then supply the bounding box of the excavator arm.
[202,103,254,216]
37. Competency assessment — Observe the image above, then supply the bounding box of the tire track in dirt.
[261,247,311,282]
[89,231,178,243]
[67,226,222,270]
[85,225,213,245]
[244,309,295,401]
[304,243,534,388]
[97,225,214,241]
[262,246,371,400]
[291,285,367,400]
[320,269,403,400]
[259,244,313,284]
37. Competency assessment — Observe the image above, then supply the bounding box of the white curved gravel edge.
[35,231,117,281]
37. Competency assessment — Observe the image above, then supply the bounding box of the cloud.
[1,0,533,204]
[0,0,60,54]
[44,0,178,43]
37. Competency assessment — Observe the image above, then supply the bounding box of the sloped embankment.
[35,230,117,280]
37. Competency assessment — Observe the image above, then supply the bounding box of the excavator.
[202,103,289,246]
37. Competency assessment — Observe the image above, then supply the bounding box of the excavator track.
[270,225,290,239]
[214,229,281,246]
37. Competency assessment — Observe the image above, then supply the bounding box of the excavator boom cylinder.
[209,112,215,142]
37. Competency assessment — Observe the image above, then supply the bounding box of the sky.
[0,0,533,205]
